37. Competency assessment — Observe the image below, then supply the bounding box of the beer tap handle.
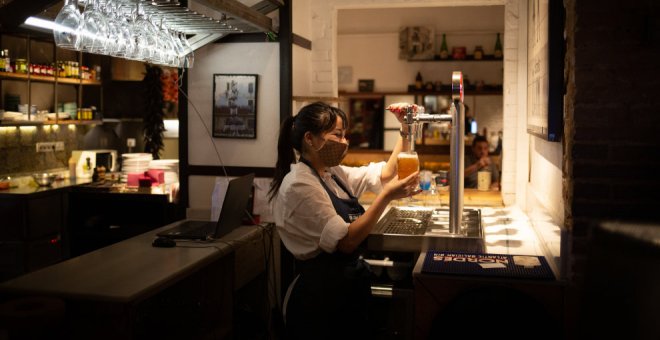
[452,71,464,103]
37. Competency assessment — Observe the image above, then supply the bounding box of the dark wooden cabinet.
[67,190,179,257]
[0,191,64,281]
[339,93,385,149]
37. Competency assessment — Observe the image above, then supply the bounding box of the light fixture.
[24,17,63,31]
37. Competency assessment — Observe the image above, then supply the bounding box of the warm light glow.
[19,126,37,133]
[0,127,18,133]
[50,124,60,131]
[163,119,179,138]
[68,124,76,132]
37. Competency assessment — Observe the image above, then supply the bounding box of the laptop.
[157,173,255,240]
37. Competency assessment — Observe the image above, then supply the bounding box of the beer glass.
[397,151,420,204]
[397,151,419,179]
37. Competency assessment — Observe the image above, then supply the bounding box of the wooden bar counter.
[0,222,269,339]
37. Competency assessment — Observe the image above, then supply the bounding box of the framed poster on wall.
[527,0,564,142]
[212,74,258,139]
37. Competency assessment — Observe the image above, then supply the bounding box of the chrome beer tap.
[404,71,465,234]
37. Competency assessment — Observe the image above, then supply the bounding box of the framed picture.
[212,74,258,139]
[358,79,374,92]
[399,26,435,60]
[526,0,564,142]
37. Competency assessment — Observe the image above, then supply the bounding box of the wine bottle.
[494,33,503,59]
[439,34,449,60]
[415,72,423,90]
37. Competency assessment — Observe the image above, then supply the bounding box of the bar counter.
[0,222,269,338]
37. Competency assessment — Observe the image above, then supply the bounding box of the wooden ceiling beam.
[194,0,274,33]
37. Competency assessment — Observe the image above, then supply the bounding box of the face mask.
[316,139,348,167]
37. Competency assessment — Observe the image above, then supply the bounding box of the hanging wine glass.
[180,33,194,68]
[146,15,166,64]
[53,0,83,50]
[171,31,187,68]
[157,24,177,67]
[102,0,122,56]
[79,0,109,53]
[132,4,158,62]
[112,5,135,58]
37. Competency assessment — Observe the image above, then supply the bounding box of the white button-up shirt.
[273,161,384,260]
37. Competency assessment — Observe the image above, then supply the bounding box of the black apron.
[285,159,373,340]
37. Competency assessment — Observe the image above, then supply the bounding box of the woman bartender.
[269,102,419,339]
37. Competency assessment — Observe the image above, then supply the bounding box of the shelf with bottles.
[0,34,103,126]
[411,32,504,62]
[409,54,504,62]
[0,119,102,127]
[0,71,101,85]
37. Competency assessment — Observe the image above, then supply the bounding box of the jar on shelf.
[15,59,27,73]
[474,46,484,60]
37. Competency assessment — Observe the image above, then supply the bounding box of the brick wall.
[565,0,660,284]
[564,1,660,334]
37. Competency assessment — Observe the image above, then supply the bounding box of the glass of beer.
[397,151,420,204]
[397,151,419,179]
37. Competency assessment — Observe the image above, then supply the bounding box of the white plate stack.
[121,153,153,182]
[149,159,179,184]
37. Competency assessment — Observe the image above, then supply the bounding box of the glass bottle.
[3,49,10,72]
[0,50,5,72]
[439,34,449,60]
[494,33,503,59]
[415,72,423,90]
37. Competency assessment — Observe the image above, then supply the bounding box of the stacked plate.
[149,159,179,184]
[121,153,153,182]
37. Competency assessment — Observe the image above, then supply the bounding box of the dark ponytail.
[268,102,347,202]
[269,115,296,201]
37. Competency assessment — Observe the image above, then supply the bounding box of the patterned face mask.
[316,139,349,167]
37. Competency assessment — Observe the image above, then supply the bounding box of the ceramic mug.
[477,170,491,191]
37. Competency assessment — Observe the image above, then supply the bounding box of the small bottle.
[494,33,503,59]
[92,167,99,182]
[415,72,423,90]
[0,50,5,72]
[439,34,449,60]
[3,50,9,72]
[84,157,92,176]
[68,156,77,179]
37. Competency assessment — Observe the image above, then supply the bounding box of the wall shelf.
[0,71,101,86]
[409,54,504,62]
[339,88,503,97]
[0,119,102,127]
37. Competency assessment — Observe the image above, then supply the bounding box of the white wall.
[338,33,504,92]
[187,43,279,167]
[292,0,315,113]
[186,42,280,211]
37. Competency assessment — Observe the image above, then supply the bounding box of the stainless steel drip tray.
[367,207,484,253]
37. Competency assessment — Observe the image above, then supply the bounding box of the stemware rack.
[75,0,277,35]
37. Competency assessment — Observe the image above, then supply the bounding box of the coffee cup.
[477,170,491,191]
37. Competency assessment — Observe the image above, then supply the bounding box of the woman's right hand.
[386,102,421,124]
[383,171,421,200]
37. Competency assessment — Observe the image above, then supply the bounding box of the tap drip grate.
[380,209,433,235]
